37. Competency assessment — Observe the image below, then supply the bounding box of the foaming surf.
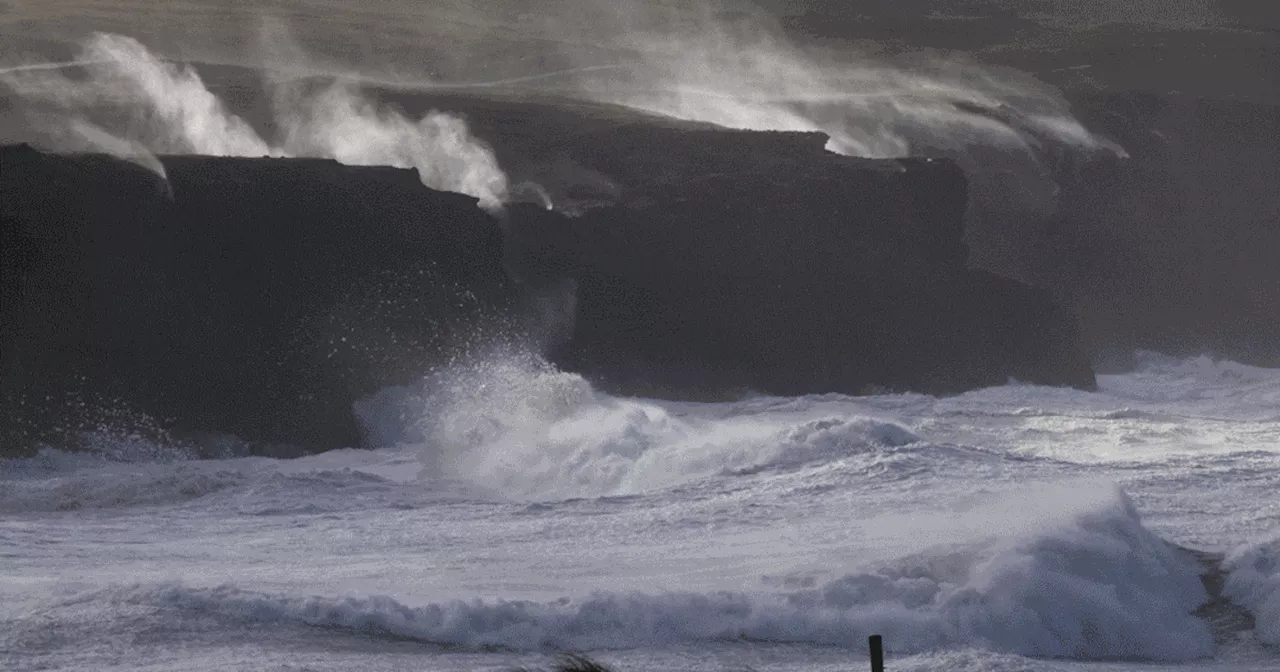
[354,350,938,500]
[0,433,427,515]
[4,354,1280,668]
[69,486,1216,661]
[3,7,1277,667]
[1223,538,1280,646]
[351,348,1280,501]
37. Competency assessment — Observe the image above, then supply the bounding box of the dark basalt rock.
[1,126,1094,457]
[965,92,1280,367]
[1,147,183,454]
[2,145,517,456]
[505,130,1093,398]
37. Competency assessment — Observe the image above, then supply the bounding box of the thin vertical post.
[868,634,884,672]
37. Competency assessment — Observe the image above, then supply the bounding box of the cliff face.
[1,125,1095,456]
[502,127,1093,398]
[966,92,1280,367]
[2,146,518,455]
[2,149,181,451]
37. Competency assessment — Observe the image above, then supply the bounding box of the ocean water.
[3,351,1278,672]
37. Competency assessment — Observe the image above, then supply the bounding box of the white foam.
[1102,352,1280,407]
[9,356,1278,669]
[1223,536,1280,645]
[0,462,245,514]
[0,440,421,514]
[101,487,1209,660]
[357,353,924,499]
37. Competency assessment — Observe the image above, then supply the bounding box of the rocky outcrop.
[345,91,1094,395]
[2,145,517,455]
[1,124,1095,456]
[502,127,1094,398]
[965,92,1280,367]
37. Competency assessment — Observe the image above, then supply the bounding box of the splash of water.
[2,33,509,211]
[82,34,271,156]
[272,79,508,210]
[550,2,1118,161]
[64,119,170,181]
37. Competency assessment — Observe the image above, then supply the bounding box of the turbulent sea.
[3,351,1279,672]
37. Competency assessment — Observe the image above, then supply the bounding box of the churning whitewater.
[3,3,1279,671]
[3,353,1279,671]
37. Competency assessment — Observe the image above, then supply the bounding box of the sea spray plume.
[254,16,509,211]
[251,41,509,211]
[0,34,272,170]
[267,0,1103,157]
[3,32,509,210]
[65,119,170,182]
[569,4,900,156]
[541,1,1118,162]
[270,78,509,212]
[71,33,269,156]
[0,33,272,157]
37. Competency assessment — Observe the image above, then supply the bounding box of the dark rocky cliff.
[2,146,518,455]
[1,124,1095,456]
[503,127,1093,398]
[966,92,1280,368]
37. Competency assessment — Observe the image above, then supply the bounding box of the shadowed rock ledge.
[1,125,1094,456]
[966,92,1280,369]
[504,128,1094,399]
[1,145,517,455]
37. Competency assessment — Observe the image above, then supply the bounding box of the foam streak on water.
[3,353,1280,671]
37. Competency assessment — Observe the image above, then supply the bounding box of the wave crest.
[94,487,1212,660]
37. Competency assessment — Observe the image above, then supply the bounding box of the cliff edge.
[1,121,1094,456]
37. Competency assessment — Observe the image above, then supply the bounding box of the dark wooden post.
[869,634,884,672]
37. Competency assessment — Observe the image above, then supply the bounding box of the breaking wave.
[1223,537,1280,645]
[355,352,931,500]
[98,487,1212,661]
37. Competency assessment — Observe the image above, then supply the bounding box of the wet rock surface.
[1,146,517,455]
[1,124,1094,455]
[968,92,1280,367]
